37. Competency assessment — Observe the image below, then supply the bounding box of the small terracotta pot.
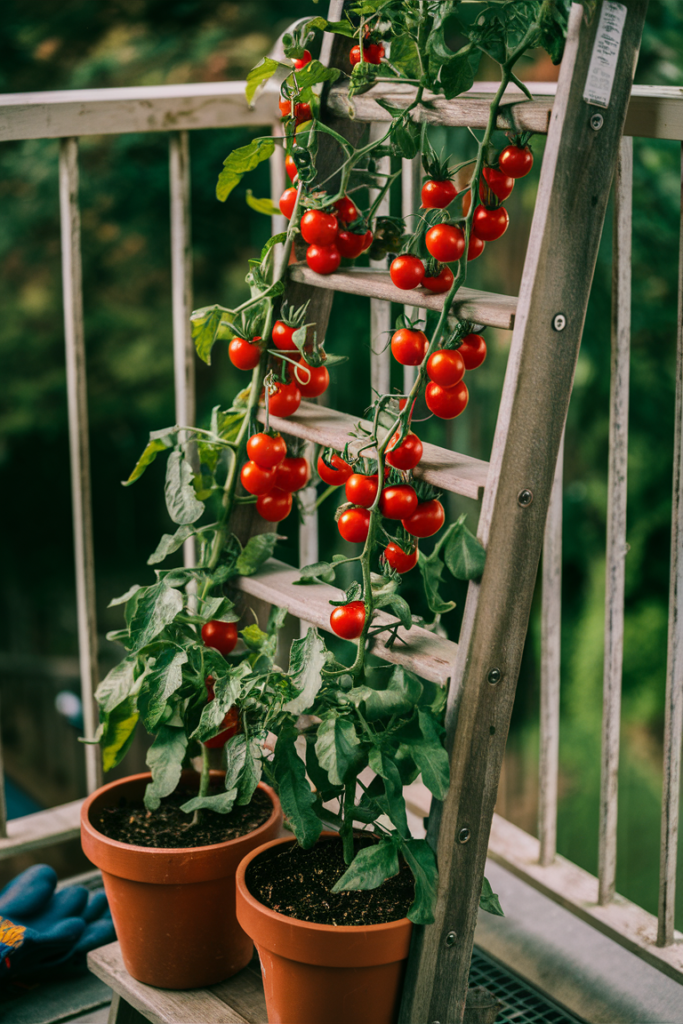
[236,833,413,1024]
[81,771,282,989]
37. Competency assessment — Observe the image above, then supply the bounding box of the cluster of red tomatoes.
[200,621,241,748]
[229,314,330,408]
[240,431,310,523]
[390,144,534,294]
[279,183,373,275]
[390,327,487,419]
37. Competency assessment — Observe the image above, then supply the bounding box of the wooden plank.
[0,81,280,141]
[109,994,150,1024]
[599,136,633,906]
[488,814,683,983]
[658,141,683,947]
[0,799,82,859]
[211,961,267,1024]
[538,431,564,867]
[256,400,490,501]
[88,942,249,1024]
[288,265,517,330]
[59,137,101,794]
[233,559,458,686]
[399,5,648,1022]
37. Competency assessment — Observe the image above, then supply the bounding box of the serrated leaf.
[332,840,400,892]
[144,725,188,811]
[245,57,280,106]
[444,515,486,580]
[235,533,277,576]
[414,709,450,799]
[128,582,184,652]
[137,648,188,731]
[348,666,422,722]
[401,838,438,924]
[272,722,321,847]
[216,138,275,202]
[284,627,327,714]
[164,451,205,526]
[191,305,229,365]
[291,59,340,91]
[324,18,355,37]
[95,655,138,712]
[108,584,141,609]
[480,876,505,916]
[148,524,195,566]
[124,435,174,486]
[192,672,243,743]
[315,716,362,786]
[390,33,421,77]
[180,788,238,814]
[418,547,456,615]
[260,232,287,261]
[246,190,281,217]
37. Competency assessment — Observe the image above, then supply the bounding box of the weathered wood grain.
[211,960,268,1023]
[399,5,648,1022]
[0,800,82,859]
[288,265,518,330]
[233,559,458,686]
[658,141,683,947]
[256,400,490,501]
[599,136,633,906]
[109,994,150,1024]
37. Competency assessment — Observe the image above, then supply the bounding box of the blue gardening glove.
[0,865,115,981]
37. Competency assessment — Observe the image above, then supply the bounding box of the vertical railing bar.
[402,153,422,396]
[59,137,102,795]
[657,140,683,947]
[369,122,392,400]
[538,429,564,866]
[598,135,632,906]
[169,130,196,571]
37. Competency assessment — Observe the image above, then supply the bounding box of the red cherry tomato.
[481,166,514,202]
[459,333,487,370]
[272,320,298,352]
[203,705,241,749]
[386,431,423,471]
[425,224,465,263]
[349,42,385,65]
[240,460,276,495]
[256,488,293,522]
[361,229,373,251]
[279,187,298,219]
[317,452,353,485]
[345,473,378,508]
[473,205,509,242]
[292,49,312,70]
[467,233,485,261]
[425,380,469,419]
[306,244,341,275]
[229,336,262,371]
[275,457,310,493]
[201,620,238,657]
[247,432,287,469]
[336,229,367,259]
[301,209,339,247]
[390,255,425,290]
[268,382,301,418]
[423,265,454,293]
[391,327,428,366]
[278,99,312,125]
[285,154,298,183]
[383,542,418,574]
[290,359,330,398]
[421,179,457,209]
[499,144,534,179]
[338,507,371,543]
[334,196,359,224]
[379,484,418,520]
[427,349,465,388]
[402,498,445,538]
[330,601,366,639]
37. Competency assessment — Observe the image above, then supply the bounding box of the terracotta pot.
[236,833,413,1024]
[81,771,282,989]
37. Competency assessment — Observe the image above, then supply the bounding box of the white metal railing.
[2,64,683,984]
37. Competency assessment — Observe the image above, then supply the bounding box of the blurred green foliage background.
[1,0,683,926]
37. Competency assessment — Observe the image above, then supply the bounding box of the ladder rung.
[258,401,489,501]
[289,266,517,331]
[233,559,457,686]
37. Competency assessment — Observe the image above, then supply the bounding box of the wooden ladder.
[90,3,649,1023]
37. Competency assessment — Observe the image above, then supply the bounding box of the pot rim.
[236,831,411,935]
[81,770,280,856]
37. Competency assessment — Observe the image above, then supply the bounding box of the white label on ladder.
[583,1,627,109]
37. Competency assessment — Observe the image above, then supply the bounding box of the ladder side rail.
[399,4,648,1021]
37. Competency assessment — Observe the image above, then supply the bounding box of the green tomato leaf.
[108,584,141,609]
[440,53,476,101]
[137,648,188,732]
[216,138,275,202]
[376,593,413,630]
[348,666,422,722]
[128,581,184,652]
[95,655,139,713]
[332,839,400,892]
[315,716,362,786]
[191,670,244,743]
[164,451,205,526]
[246,190,281,217]
[232,735,264,806]
[284,627,327,714]
[147,524,195,566]
[323,19,356,37]
[418,546,456,616]
[98,695,140,772]
[444,514,486,580]
[368,747,409,838]
[235,532,278,577]
[305,734,344,802]
[240,623,270,652]
[480,876,505,916]
[272,722,321,848]
[260,232,287,261]
[180,788,238,815]
[413,709,450,799]
[401,838,438,924]
[390,33,421,77]
[123,433,175,486]
[191,305,231,365]
[291,59,340,92]
[245,57,280,107]
[392,117,420,160]
[144,725,188,811]
[294,561,337,585]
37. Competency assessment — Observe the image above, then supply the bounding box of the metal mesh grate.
[469,947,585,1024]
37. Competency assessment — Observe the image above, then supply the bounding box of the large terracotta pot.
[81,771,282,989]
[236,833,413,1024]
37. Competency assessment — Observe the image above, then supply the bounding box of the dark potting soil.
[95,786,272,849]
[246,838,415,926]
